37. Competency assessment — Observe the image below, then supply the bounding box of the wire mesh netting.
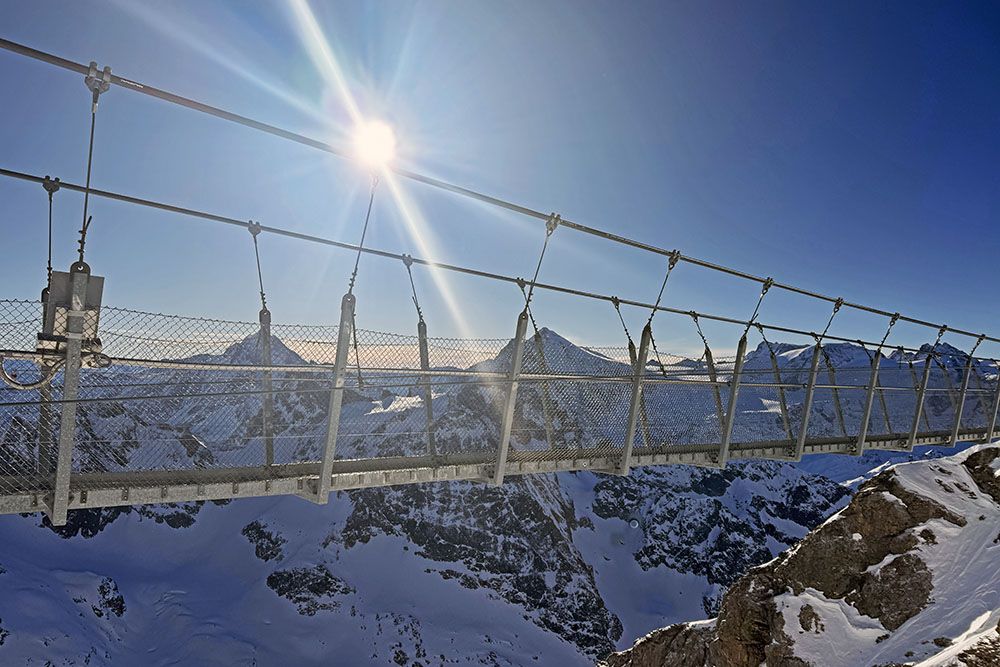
[3,299,1000,506]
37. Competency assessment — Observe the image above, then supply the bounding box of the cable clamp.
[545,213,561,236]
[611,296,620,310]
[42,175,61,195]
[761,277,774,295]
[689,311,698,322]
[402,253,413,269]
[889,312,900,326]
[84,61,112,111]
[516,277,526,290]
[248,220,262,238]
[668,250,681,269]
[833,297,844,312]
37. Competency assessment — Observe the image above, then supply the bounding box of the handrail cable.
[0,167,980,359]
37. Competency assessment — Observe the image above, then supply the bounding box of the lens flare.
[353,120,397,168]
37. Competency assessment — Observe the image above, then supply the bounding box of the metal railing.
[2,298,997,525]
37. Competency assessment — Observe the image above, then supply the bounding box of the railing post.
[716,334,748,468]
[793,342,823,461]
[853,352,883,456]
[907,353,935,451]
[532,333,557,451]
[704,346,726,436]
[768,348,794,443]
[259,307,275,467]
[950,351,978,446]
[627,340,652,449]
[491,310,529,486]
[311,292,355,504]
[417,319,436,457]
[983,365,1000,444]
[823,355,849,437]
[49,263,90,526]
[616,324,652,476]
[37,365,55,474]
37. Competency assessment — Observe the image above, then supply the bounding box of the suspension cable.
[521,213,560,310]
[348,175,379,296]
[646,251,681,328]
[248,221,268,311]
[0,167,962,356]
[41,176,61,288]
[742,277,774,337]
[402,254,424,323]
[611,297,634,349]
[3,37,999,346]
[76,62,110,265]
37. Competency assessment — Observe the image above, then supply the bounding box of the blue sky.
[2,1,999,357]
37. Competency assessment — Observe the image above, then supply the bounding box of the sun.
[353,120,397,168]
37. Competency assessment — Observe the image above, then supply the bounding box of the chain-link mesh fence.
[3,299,1000,511]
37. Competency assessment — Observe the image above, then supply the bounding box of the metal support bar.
[49,264,89,525]
[311,292,355,503]
[717,335,748,467]
[627,341,652,449]
[983,370,1000,444]
[492,310,529,486]
[768,349,794,443]
[853,353,883,456]
[951,356,976,445]
[616,324,652,475]
[907,356,935,451]
[259,307,274,467]
[704,346,726,435]
[532,333,556,451]
[417,319,436,457]
[906,360,932,431]
[823,355,848,437]
[37,368,54,474]
[793,343,823,461]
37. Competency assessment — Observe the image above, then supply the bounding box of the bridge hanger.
[41,176,61,297]
[346,174,380,388]
[644,251,681,378]
[516,213,560,450]
[75,62,111,270]
[742,277,774,339]
[401,254,424,325]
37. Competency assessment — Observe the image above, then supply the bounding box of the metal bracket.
[545,213,561,236]
[492,310,529,486]
[717,335,749,468]
[248,220,263,237]
[615,324,652,475]
[84,61,112,112]
[42,175,61,195]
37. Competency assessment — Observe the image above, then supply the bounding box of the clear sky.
[2,1,999,357]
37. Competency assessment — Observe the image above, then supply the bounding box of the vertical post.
[717,335,748,468]
[824,357,849,437]
[627,340,652,449]
[793,343,823,461]
[311,292,355,504]
[492,310,529,486]
[37,365,54,474]
[907,359,932,431]
[49,263,89,526]
[704,346,726,434]
[259,307,275,467]
[950,354,976,445]
[417,319,436,457]
[907,354,935,451]
[768,350,794,442]
[616,324,652,476]
[532,333,557,450]
[983,365,1000,444]
[853,352,883,456]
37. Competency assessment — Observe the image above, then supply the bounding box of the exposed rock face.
[604,446,1000,667]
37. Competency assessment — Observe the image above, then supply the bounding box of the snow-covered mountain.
[602,444,1000,667]
[0,329,985,665]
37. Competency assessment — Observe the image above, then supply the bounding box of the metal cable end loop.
[668,250,681,269]
[545,213,561,236]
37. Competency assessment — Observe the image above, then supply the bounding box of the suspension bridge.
[2,38,999,527]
